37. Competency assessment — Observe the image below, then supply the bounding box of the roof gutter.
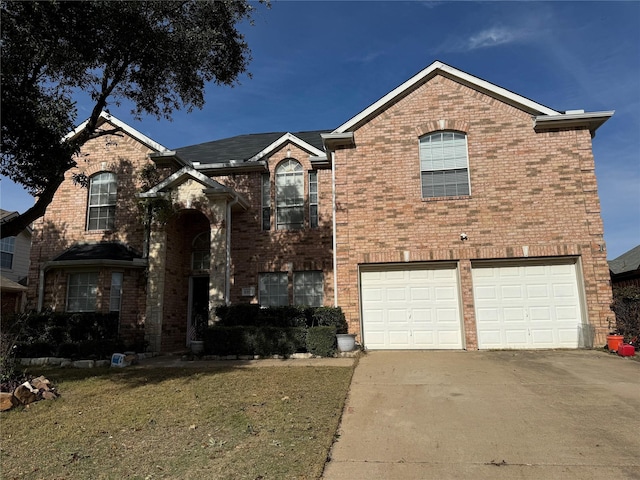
[534,110,614,138]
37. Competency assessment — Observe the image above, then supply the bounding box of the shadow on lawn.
[25,363,245,388]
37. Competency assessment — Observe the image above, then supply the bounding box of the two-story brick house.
[28,61,614,352]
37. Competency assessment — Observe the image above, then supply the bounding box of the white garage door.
[472,261,584,349]
[360,264,463,350]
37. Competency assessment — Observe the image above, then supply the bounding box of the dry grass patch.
[0,364,354,480]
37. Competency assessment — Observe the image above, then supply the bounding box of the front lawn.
[0,364,354,479]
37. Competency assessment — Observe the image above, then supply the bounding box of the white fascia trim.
[142,166,224,195]
[150,150,192,168]
[65,111,169,152]
[534,110,614,129]
[247,132,325,162]
[193,160,267,171]
[334,61,561,133]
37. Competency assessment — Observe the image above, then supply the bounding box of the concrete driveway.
[322,350,639,479]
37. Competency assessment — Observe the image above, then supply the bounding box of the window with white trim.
[109,272,123,312]
[67,272,98,312]
[293,271,323,307]
[87,172,117,230]
[309,171,318,228]
[420,132,470,198]
[192,231,211,271]
[275,160,304,230]
[0,236,15,269]
[261,173,271,230]
[259,272,288,306]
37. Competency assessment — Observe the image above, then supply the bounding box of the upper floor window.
[87,172,117,230]
[192,231,210,271]
[275,160,303,230]
[261,173,271,231]
[0,236,15,269]
[420,132,470,198]
[309,171,318,228]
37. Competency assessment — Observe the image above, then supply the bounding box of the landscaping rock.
[72,360,95,368]
[30,376,51,391]
[95,360,110,368]
[13,382,39,405]
[0,392,19,411]
[19,358,31,366]
[29,357,47,366]
[60,359,72,368]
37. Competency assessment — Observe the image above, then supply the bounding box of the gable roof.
[609,245,640,275]
[65,111,169,153]
[333,60,612,136]
[0,209,33,236]
[173,130,329,166]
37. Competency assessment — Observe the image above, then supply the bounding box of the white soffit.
[334,61,562,133]
[247,132,325,162]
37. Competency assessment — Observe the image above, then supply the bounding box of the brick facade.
[27,63,613,352]
[332,74,612,348]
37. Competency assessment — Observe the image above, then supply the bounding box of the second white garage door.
[360,264,463,350]
[472,261,584,349]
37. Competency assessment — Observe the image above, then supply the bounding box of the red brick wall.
[219,143,334,306]
[27,127,155,342]
[333,74,612,348]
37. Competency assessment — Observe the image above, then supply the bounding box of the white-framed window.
[67,271,98,312]
[275,159,304,230]
[87,172,117,230]
[261,173,271,230]
[192,231,210,271]
[293,271,323,307]
[259,272,288,306]
[420,132,470,198]
[109,272,123,312]
[309,171,318,228]
[0,236,15,269]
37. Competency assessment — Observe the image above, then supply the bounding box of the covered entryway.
[360,263,463,350]
[472,260,585,349]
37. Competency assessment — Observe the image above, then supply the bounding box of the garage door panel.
[503,307,525,322]
[361,265,463,350]
[473,262,583,349]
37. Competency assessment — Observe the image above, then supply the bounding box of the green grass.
[0,364,354,480]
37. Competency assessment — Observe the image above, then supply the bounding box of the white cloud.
[467,26,520,49]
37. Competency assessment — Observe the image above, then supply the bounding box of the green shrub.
[611,285,640,342]
[306,326,337,357]
[215,304,263,326]
[311,307,348,334]
[204,326,307,357]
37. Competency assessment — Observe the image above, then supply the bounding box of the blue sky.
[1,1,638,259]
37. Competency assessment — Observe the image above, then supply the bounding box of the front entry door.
[188,276,209,345]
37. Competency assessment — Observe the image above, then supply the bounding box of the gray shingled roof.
[609,245,640,275]
[53,243,142,262]
[175,130,329,165]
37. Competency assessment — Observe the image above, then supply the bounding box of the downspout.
[331,151,338,307]
[226,194,240,304]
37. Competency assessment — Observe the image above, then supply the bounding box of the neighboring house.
[609,245,640,287]
[1,209,32,313]
[27,61,614,352]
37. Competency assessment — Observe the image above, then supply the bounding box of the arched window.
[192,231,210,271]
[419,132,470,198]
[87,172,117,230]
[275,159,304,230]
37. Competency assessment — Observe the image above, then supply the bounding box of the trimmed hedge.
[4,310,140,359]
[306,326,337,357]
[203,326,307,356]
[214,304,347,331]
